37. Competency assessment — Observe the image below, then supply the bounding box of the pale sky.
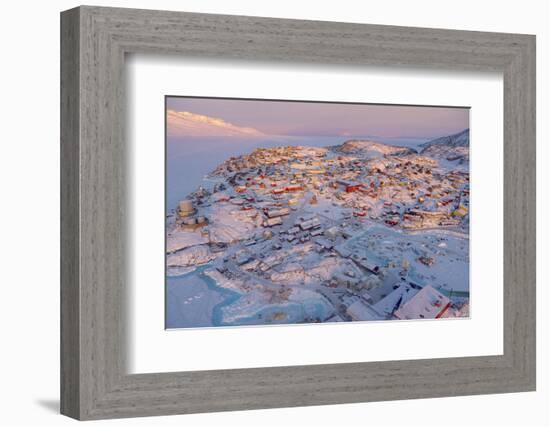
[166,96,469,139]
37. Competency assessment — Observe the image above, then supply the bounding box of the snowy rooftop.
[394,285,451,320]
[372,283,419,317]
[347,300,384,321]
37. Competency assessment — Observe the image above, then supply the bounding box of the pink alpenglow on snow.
[167,109,265,138]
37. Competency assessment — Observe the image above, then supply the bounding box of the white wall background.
[0,1,546,425]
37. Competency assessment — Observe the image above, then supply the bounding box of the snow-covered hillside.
[420,129,470,163]
[336,139,415,157]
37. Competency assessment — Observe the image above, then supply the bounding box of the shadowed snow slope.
[420,128,470,149]
[420,129,470,163]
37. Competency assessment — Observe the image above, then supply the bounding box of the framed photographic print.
[61,6,536,420]
[164,96,471,329]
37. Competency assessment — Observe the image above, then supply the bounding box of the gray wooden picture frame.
[60,5,536,420]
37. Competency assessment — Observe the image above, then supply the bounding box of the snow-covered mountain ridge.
[420,128,469,149]
[167,110,265,138]
[420,129,470,163]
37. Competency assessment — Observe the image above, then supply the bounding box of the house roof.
[394,285,451,320]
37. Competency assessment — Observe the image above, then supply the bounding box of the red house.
[285,184,303,192]
[345,184,362,193]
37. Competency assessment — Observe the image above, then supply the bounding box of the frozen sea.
[166,264,241,329]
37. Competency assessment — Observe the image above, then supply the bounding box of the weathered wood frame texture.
[60,5,536,420]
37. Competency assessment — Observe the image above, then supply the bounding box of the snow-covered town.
[166,128,470,328]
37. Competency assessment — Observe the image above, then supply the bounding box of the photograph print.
[166,97,470,329]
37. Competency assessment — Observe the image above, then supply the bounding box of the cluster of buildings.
[207,143,469,234]
[168,141,470,324]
